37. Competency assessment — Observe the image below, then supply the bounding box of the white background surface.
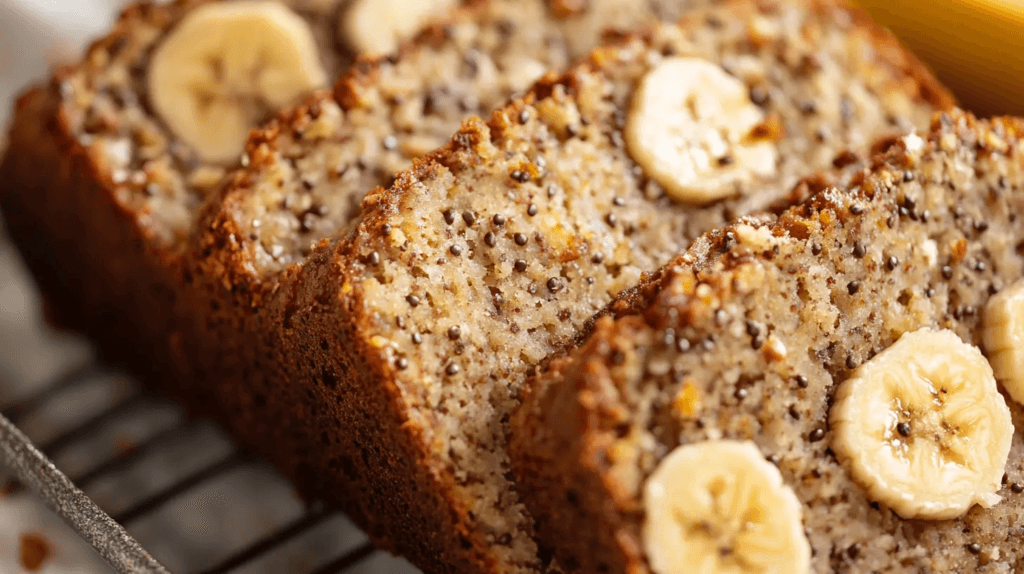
[0,2,414,573]
[0,0,124,127]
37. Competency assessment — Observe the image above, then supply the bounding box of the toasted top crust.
[511,109,1024,573]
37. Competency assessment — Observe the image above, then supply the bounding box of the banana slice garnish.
[643,440,811,574]
[341,0,456,56]
[625,57,778,205]
[148,1,328,163]
[830,328,1013,520]
[983,278,1024,405]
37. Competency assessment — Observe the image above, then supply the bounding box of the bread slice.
[186,2,952,571]
[510,109,1024,573]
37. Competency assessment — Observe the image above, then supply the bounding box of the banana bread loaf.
[510,109,1024,573]
[184,2,953,571]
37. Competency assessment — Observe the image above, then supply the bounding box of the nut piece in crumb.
[733,223,775,250]
[625,57,777,205]
[829,328,1013,520]
[342,0,456,56]
[672,379,701,418]
[982,278,1024,405]
[187,165,228,193]
[147,2,328,163]
[643,440,810,574]
[761,334,787,362]
[548,0,587,17]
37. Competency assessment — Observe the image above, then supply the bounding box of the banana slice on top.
[625,57,778,205]
[830,328,1013,520]
[148,2,328,163]
[983,278,1024,405]
[643,440,811,574]
[342,0,456,56]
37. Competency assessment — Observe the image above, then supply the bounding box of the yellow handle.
[854,0,1024,116]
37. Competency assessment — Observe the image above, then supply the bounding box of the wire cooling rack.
[0,361,397,574]
[0,225,417,573]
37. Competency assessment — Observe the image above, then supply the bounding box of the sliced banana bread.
[0,0,712,408]
[0,0,730,570]
[202,0,953,276]
[0,0,704,350]
[0,0,461,395]
[186,2,953,572]
[510,109,1024,573]
[0,0,701,470]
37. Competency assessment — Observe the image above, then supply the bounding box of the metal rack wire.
[0,361,393,574]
